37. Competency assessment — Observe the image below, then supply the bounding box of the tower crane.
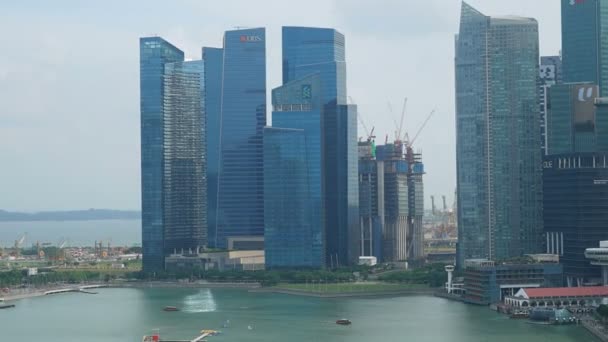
[12,233,27,257]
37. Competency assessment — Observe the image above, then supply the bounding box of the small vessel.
[248,324,254,330]
[162,306,179,312]
[336,318,352,325]
[510,310,528,319]
[0,304,15,309]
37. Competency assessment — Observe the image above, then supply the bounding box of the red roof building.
[506,286,608,308]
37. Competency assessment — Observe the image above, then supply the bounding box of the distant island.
[0,209,140,222]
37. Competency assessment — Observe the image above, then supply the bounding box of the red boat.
[336,319,351,325]
[163,306,179,312]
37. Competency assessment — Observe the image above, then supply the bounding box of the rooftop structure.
[506,286,608,308]
[585,241,608,285]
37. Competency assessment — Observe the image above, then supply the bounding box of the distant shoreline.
[2,281,439,302]
[0,209,140,222]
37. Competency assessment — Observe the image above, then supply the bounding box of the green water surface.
[0,288,600,342]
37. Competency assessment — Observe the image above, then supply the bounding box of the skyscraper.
[358,141,384,260]
[265,73,324,268]
[540,55,562,155]
[263,127,316,268]
[162,60,207,255]
[214,28,267,249]
[455,3,543,266]
[139,37,184,272]
[562,0,608,95]
[282,26,346,105]
[271,27,359,267]
[323,103,359,266]
[202,47,223,249]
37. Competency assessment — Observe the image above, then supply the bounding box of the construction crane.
[12,233,27,257]
[407,109,436,148]
[350,96,376,143]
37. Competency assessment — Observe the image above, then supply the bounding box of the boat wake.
[182,289,217,313]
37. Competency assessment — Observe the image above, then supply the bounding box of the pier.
[142,330,219,342]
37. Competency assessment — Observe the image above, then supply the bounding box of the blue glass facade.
[139,37,184,272]
[455,4,542,267]
[281,27,358,266]
[282,27,346,105]
[162,60,207,255]
[323,104,360,266]
[268,73,324,268]
[216,28,267,249]
[263,127,318,268]
[202,47,223,248]
[562,0,608,96]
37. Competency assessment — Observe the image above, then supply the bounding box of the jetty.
[142,330,219,342]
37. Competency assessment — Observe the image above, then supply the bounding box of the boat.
[336,319,352,325]
[0,304,15,309]
[162,306,179,312]
[510,310,529,319]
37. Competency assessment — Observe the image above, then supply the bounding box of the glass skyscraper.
[267,26,358,267]
[162,60,207,255]
[323,104,360,266]
[215,28,267,249]
[562,0,608,95]
[202,47,223,248]
[455,3,542,266]
[263,127,316,268]
[139,37,184,272]
[282,27,346,105]
[266,73,324,268]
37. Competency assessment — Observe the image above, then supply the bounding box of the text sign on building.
[572,84,598,128]
[240,35,262,42]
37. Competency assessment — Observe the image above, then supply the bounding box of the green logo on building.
[302,84,311,100]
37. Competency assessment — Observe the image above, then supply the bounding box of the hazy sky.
[0,0,560,211]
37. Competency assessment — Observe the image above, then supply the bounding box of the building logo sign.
[302,84,312,100]
[240,35,262,42]
[569,0,585,5]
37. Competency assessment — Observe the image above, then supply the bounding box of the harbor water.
[0,287,599,342]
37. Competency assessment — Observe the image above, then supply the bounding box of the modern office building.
[162,60,207,255]
[540,55,562,155]
[561,0,608,95]
[324,103,360,266]
[139,37,184,272]
[214,28,267,249]
[282,26,346,105]
[546,83,600,154]
[543,152,608,286]
[202,47,223,249]
[264,72,324,268]
[263,127,317,268]
[455,3,543,267]
[277,27,359,267]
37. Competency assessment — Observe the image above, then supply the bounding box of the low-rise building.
[462,258,563,305]
[165,250,264,271]
[506,286,608,308]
